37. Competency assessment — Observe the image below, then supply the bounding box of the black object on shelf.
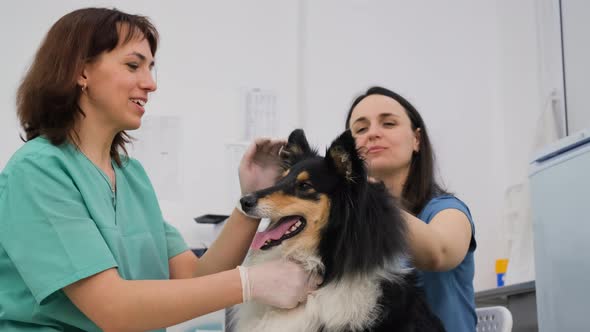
[194,214,229,224]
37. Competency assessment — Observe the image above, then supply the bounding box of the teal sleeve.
[420,196,476,252]
[0,155,117,304]
[164,221,189,259]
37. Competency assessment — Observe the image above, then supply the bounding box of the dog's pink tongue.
[251,217,300,250]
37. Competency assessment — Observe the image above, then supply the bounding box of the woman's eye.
[126,63,139,70]
[355,127,367,134]
[384,122,396,127]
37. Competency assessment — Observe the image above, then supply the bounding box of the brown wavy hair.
[16,7,158,166]
[345,86,448,214]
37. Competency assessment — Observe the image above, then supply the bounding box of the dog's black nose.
[240,195,257,212]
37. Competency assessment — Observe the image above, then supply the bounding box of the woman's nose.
[140,71,157,92]
[366,125,381,139]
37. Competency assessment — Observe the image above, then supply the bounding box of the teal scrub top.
[0,137,189,331]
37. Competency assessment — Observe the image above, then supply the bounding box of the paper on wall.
[130,116,183,201]
[504,182,535,285]
[244,88,278,141]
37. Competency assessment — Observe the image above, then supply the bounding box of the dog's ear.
[326,130,365,182]
[280,129,314,168]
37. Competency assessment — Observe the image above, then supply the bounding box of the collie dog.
[234,129,445,332]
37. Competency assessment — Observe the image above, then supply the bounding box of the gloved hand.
[238,138,285,195]
[238,260,321,309]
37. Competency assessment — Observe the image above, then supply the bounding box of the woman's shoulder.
[0,137,74,198]
[422,194,477,251]
[2,137,71,174]
[118,155,148,175]
[426,195,470,210]
[117,156,156,187]
[420,194,473,221]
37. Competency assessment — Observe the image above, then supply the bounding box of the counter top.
[475,280,535,302]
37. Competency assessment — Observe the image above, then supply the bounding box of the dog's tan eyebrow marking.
[264,191,293,207]
[296,172,310,182]
[282,169,290,177]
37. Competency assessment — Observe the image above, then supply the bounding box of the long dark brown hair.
[345,86,448,214]
[16,7,158,166]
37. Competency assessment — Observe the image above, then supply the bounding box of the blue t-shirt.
[415,195,477,332]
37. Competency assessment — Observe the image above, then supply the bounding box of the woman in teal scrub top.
[345,87,477,332]
[0,8,316,332]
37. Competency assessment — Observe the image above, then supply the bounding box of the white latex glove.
[238,138,286,195]
[238,260,321,309]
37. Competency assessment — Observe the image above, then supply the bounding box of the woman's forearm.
[194,208,260,276]
[65,268,242,332]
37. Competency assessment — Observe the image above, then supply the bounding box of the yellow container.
[495,258,509,274]
[495,258,509,287]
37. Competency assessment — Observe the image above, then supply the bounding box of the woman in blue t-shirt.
[345,86,477,332]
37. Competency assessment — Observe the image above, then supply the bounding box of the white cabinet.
[529,129,590,331]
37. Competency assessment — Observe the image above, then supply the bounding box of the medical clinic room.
[0,1,588,331]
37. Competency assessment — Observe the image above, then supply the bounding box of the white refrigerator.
[529,129,590,332]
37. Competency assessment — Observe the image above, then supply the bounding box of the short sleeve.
[0,155,117,304]
[164,221,189,259]
[419,196,476,252]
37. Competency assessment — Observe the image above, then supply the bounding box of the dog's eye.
[297,182,313,191]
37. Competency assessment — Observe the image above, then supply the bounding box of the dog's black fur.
[237,129,445,332]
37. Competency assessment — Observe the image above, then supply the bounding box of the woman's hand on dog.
[239,138,286,195]
[246,260,321,309]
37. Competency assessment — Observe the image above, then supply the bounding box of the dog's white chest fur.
[235,277,382,332]
[233,250,391,332]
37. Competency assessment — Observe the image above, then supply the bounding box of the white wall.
[561,0,590,134]
[300,0,542,290]
[0,1,543,291]
[301,1,500,292]
[495,0,543,186]
[0,0,301,248]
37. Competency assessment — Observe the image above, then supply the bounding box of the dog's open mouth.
[251,216,307,250]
